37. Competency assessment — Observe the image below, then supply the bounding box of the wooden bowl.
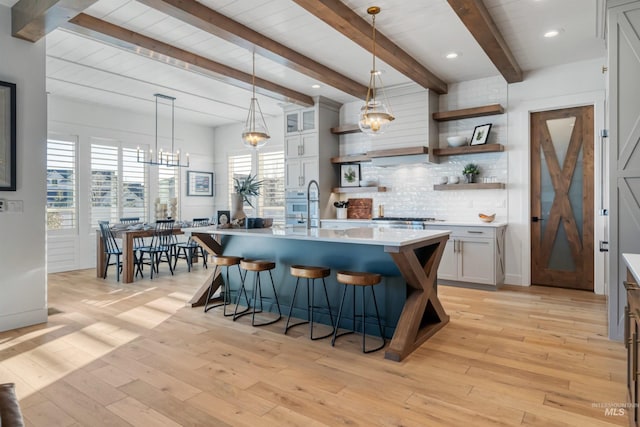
[479,213,495,223]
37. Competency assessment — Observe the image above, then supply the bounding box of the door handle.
[531,216,544,222]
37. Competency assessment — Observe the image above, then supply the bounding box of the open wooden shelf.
[432,104,504,122]
[331,124,361,135]
[331,154,371,164]
[434,183,505,191]
[368,146,428,158]
[332,186,388,194]
[432,144,504,157]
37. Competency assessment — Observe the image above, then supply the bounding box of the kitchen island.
[188,226,451,362]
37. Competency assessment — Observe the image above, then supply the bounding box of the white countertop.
[624,253,640,284]
[320,218,508,228]
[188,226,451,248]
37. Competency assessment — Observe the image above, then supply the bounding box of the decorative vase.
[231,193,246,222]
[465,173,475,184]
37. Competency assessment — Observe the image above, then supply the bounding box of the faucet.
[306,180,319,229]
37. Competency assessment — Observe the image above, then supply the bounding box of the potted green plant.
[232,174,263,221]
[462,163,480,183]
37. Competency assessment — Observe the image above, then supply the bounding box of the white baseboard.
[505,274,528,286]
[0,309,47,333]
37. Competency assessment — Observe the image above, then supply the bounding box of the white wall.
[48,95,216,272]
[0,6,48,332]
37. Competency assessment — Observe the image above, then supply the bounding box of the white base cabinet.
[426,225,507,288]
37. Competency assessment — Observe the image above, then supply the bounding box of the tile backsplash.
[339,152,508,221]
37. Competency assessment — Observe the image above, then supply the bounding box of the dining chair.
[98,221,143,281]
[139,219,175,279]
[173,218,210,272]
[119,216,145,263]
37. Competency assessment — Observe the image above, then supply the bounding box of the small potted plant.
[232,174,263,221]
[462,163,480,183]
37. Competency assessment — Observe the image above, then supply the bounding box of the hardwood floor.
[0,266,627,426]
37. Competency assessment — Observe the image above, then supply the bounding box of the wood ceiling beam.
[64,14,314,107]
[137,0,368,100]
[447,0,523,83]
[11,0,99,42]
[292,0,448,94]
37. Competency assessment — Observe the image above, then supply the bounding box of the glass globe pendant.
[242,52,270,149]
[358,6,394,136]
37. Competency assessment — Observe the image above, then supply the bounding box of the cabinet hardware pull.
[467,231,484,234]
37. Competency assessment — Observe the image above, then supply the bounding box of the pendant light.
[358,6,395,136]
[137,93,189,167]
[242,52,270,149]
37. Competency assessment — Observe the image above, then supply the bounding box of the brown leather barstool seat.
[204,256,249,316]
[234,259,281,326]
[332,270,386,353]
[284,265,335,340]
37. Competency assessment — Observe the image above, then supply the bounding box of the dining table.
[96,226,184,283]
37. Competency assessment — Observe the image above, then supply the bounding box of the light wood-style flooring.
[0,265,627,426]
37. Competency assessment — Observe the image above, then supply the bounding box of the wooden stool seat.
[204,255,248,316]
[336,271,381,286]
[332,270,385,353]
[290,265,330,279]
[212,256,243,267]
[240,259,276,271]
[235,259,281,326]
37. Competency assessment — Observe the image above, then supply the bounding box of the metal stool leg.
[332,284,353,346]
[284,277,307,334]
[364,284,386,353]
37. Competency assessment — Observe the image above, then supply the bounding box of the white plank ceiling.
[8,0,608,127]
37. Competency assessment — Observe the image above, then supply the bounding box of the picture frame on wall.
[340,164,360,187]
[0,81,17,191]
[470,123,492,146]
[187,171,214,197]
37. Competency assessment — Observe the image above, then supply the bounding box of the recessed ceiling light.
[544,29,561,38]
[445,52,459,59]
[311,84,321,89]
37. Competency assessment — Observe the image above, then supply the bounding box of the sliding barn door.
[530,107,594,290]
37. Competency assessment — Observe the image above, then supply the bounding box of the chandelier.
[137,93,189,167]
[358,6,395,136]
[242,51,270,149]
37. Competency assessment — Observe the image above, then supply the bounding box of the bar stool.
[284,265,335,340]
[204,256,249,316]
[234,259,282,326]
[331,271,385,353]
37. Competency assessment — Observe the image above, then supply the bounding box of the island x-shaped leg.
[384,234,450,361]
[188,232,224,307]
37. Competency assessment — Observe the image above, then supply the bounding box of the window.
[90,140,148,226]
[228,153,254,216]
[47,136,77,230]
[258,150,285,223]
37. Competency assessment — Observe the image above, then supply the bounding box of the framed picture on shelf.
[470,123,492,146]
[341,164,360,187]
[187,171,214,196]
[216,210,230,227]
[0,81,17,191]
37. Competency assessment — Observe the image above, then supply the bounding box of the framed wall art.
[0,81,16,191]
[187,171,214,197]
[470,123,492,146]
[340,164,360,187]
